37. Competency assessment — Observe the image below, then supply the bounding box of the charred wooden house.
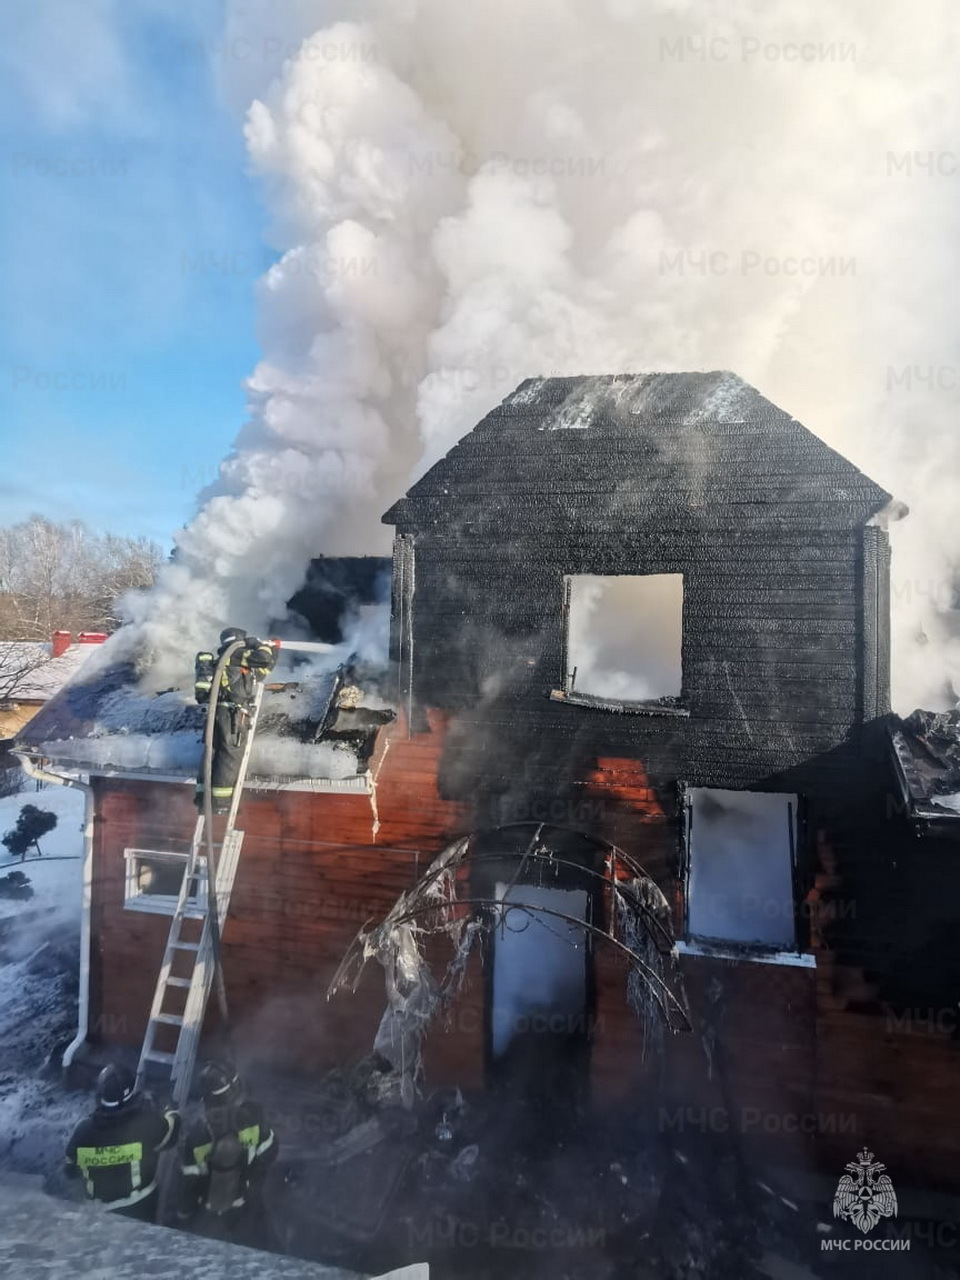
[15,371,960,1189]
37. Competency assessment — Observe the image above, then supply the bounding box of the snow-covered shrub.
[0,869,33,900]
[2,805,58,861]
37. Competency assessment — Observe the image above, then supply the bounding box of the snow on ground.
[0,781,85,924]
[0,779,88,1182]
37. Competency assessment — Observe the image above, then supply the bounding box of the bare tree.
[0,643,52,702]
[0,516,165,642]
[88,533,166,630]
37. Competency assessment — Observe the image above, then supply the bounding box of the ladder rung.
[140,680,263,1112]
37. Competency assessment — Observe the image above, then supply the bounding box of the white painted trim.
[46,765,373,794]
[123,848,205,916]
[675,940,816,969]
[13,752,94,1068]
[264,774,372,794]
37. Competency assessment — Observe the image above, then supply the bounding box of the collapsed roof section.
[889,710,960,826]
[12,554,395,787]
[13,661,394,788]
[383,372,892,535]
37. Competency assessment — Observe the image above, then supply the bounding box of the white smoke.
[118,0,959,711]
[567,574,684,702]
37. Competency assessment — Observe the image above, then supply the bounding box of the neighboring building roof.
[13,661,394,787]
[0,641,98,702]
[383,372,892,530]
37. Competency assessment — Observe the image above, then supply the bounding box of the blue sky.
[0,1,271,545]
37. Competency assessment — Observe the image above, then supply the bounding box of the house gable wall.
[88,718,474,1076]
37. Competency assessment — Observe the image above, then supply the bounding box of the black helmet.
[219,626,247,648]
[96,1064,137,1110]
[199,1060,241,1104]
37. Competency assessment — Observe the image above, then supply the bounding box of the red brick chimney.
[51,630,72,658]
[77,632,108,644]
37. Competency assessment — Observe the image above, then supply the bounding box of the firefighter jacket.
[178,1097,277,1219]
[194,640,276,708]
[65,1097,180,1212]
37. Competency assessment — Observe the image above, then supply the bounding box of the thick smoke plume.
[119,0,959,710]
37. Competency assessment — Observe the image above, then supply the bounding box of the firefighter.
[178,1060,278,1247]
[64,1064,180,1222]
[194,627,277,815]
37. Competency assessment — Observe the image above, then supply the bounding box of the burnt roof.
[889,710,960,825]
[383,372,892,531]
[13,662,393,784]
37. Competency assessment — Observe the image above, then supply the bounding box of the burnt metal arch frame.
[329,821,692,1095]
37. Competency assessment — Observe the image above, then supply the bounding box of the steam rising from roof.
[117,0,959,710]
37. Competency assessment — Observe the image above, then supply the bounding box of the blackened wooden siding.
[382,372,896,1000]
[384,375,890,819]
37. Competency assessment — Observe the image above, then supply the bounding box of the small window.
[684,788,798,950]
[124,849,205,915]
[560,573,684,708]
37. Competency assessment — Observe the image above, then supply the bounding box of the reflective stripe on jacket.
[66,1102,179,1210]
[179,1100,277,1217]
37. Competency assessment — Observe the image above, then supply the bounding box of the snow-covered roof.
[0,642,98,702]
[383,371,893,530]
[12,661,394,786]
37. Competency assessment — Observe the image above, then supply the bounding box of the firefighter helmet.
[199,1060,242,1103]
[96,1064,138,1110]
[219,626,247,648]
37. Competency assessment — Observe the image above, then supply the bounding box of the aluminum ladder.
[136,679,266,1107]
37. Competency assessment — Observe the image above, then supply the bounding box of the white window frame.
[123,848,206,916]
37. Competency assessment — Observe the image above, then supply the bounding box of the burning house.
[13,371,960,1247]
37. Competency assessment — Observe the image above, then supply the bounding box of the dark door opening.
[485,879,594,1129]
